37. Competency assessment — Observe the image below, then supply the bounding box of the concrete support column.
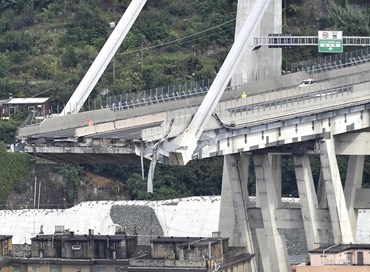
[293,154,320,250]
[344,155,364,238]
[319,138,355,243]
[270,154,282,204]
[317,167,327,209]
[219,153,257,272]
[254,153,290,272]
[232,0,282,86]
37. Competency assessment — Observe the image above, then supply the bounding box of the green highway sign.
[318,40,343,53]
[318,31,343,53]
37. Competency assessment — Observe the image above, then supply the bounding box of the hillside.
[1,0,368,115]
[0,0,238,109]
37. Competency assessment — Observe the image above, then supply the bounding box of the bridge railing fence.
[286,47,370,74]
[20,48,370,127]
[225,84,354,118]
[84,78,215,112]
[97,48,370,113]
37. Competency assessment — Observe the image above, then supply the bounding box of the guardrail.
[101,48,370,112]
[229,85,354,117]
[20,48,370,128]
[107,85,210,111]
[288,47,370,74]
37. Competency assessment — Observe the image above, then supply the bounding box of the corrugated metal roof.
[7,98,49,104]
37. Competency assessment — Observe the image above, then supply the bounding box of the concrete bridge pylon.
[232,0,282,86]
[219,144,365,271]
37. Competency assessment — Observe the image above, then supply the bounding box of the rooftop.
[6,98,49,104]
[310,243,370,254]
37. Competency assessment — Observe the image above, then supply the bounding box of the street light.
[109,21,116,83]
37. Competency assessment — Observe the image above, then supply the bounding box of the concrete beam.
[293,154,321,250]
[254,153,290,272]
[171,0,273,166]
[219,154,251,246]
[61,0,148,115]
[319,138,355,243]
[219,153,256,272]
[270,154,282,204]
[247,207,331,230]
[75,112,166,137]
[354,189,370,209]
[335,132,370,155]
[344,155,364,237]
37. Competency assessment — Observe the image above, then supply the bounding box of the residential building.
[297,243,370,272]
[0,236,12,259]
[0,227,137,272]
[0,235,13,272]
[0,229,253,272]
[128,232,254,271]
[1,97,50,119]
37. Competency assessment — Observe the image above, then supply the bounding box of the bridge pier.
[219,154,257,272]
[293,154,320,250]
[344,155,364,236]
[219,140,366,271]
[319,138,355,243]
[233,0,282,86]
[254,153,290,272]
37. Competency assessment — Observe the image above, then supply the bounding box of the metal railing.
[286,47,370,74]
[104,84,210,111]
[20,47,370,128]
[83,78,214,111]
[228,85,353,117]
[254,35,370,47]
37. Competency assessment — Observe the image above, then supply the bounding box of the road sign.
[318,31,343,53]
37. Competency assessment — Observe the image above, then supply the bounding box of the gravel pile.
[110,205,163,245]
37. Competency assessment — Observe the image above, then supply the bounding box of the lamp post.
[109,21,116,83]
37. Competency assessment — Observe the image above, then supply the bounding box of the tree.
[329,2,370,35]
[0,143,33,208]
[56,164,84,203]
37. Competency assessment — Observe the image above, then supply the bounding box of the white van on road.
[299,78,316,87]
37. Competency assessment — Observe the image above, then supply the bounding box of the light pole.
[109,21,116,83]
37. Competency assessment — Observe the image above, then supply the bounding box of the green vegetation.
[56,164,84,203]
[0,143,34,207]
[0,0,237,108]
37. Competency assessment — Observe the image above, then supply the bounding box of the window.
[9,107,16,115]
[96,267,106,272]
[72,244,82,250]
[50,267,60,272]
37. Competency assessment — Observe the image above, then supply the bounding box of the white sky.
[0,196,369,245]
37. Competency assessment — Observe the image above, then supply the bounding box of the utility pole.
[109,21,116,83]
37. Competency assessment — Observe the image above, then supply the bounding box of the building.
[0,229,252,272]
[128,232,254,272]
[0,236,13,272]
[0,226,137,272]
[0,231,253,272]
[297,243,370,272]
[0,235,12,259]
[1,97,50,119]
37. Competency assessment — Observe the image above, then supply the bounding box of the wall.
[310,249,370,266]
[297,265,370,272]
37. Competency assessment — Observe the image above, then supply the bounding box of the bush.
[0,31,35,52]
[0,143,34,208]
